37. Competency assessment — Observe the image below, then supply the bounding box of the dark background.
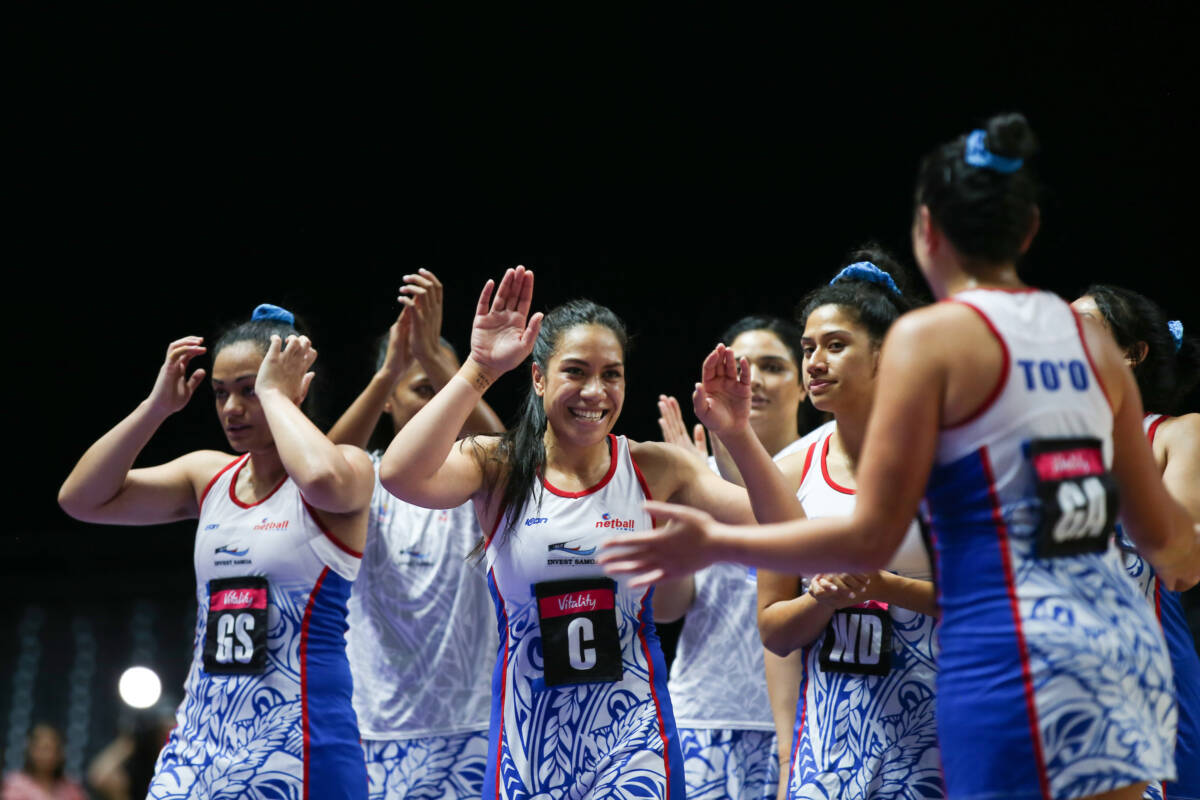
[6,6,1199,791]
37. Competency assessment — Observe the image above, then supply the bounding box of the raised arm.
[380,267,542,509]
[255,334,375,515]
[328,307,413,448]
[401,268,506,435]
[58,337,229,525]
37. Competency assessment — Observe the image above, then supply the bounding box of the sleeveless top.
[789,426,941,799]
[482,434,683,799]
[346,454,495,740]
[150,453,365,800]
[670,424,832,730]
[1119,414,1200,800]
[923,289,1175,799]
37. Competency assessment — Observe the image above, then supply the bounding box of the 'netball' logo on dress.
[594,512,635,530]
[252,518,289,531]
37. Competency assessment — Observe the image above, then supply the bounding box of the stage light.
[118,666,161,709]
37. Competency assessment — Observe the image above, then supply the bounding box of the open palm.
[470,266,544,376]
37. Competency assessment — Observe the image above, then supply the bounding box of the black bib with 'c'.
[535,577,623,687]
[818,606,893,676]
[203,576,269,675]
[1030,437,1118,559]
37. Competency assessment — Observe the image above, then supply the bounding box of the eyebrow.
[560,357,624,369]
[211,374,257,385]
[800,330,855,343]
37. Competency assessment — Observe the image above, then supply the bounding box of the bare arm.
[255,335,375,515]
[763,648,803,800]
[327,310,412,448]
[58,336,226,524]
[869,571,939,617]
[380,268,543,510]
[1158,413,1200,523]
[757,569,831,656]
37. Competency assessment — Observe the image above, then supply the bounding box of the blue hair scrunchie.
[1168,319,1184,352]
[829,262,902,296]
[964,129,1024,174]
[251,303,295,326]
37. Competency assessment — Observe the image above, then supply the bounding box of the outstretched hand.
[693,343,752,437]
[469,266,544,379]
[256,335,317,403]
[657,394,709,463]
[399,268,445,367]
[149,336,207,415]
[599,501,726,587]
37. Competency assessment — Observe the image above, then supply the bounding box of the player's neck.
[244,448,287,496]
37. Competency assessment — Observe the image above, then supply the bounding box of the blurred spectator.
[1,724,86,800]
[87,708,175,800]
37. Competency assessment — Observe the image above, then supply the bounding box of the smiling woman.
[377,267,773,800]
[57,303,375,800]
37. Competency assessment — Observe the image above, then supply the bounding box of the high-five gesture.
[256,335,317,403]
[469,266,544,380]
[693,343,752,437]
[149,336,208,415]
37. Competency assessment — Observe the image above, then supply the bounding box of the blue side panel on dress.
[924,449,1045,799]
[1160,583,1200,799]
[305,570,368,800]
[484,570,507,800]
[637,586,686,800]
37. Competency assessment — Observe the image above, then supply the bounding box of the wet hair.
[213,304,304,360]
[914,112,1040,264]
[797,244,915,345]
[719,315,821,435]
[1085,284,1200,414]
[487,299,629,542]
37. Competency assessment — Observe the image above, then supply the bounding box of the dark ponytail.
[488,299,629,542]
[1085,284,1200,414]
[914,112,1040,264]
[797,244,916,344]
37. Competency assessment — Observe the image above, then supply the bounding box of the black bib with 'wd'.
[818,605,892,676]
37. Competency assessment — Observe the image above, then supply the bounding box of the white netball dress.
[149,454,366,800]
[923,289,1175,800]
[789,427,942,800]
[483,434,683,800]
[347,455,497,799]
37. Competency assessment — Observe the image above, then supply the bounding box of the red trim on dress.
[637,592,673,798]
[483,509,505,553]
[944,301,1011,430]
[227,457,288,509]
[199,455,245,510]
[299,565,330,800]
[491,568,509,800]
[799,442,817,485]
[630,449,656,527]
[541,435,619,498]
[981,446,1052,800]
[301,499,363,558]
[1072,309,1113,412]
[1146,414,1168,447]
[820,435,855,495]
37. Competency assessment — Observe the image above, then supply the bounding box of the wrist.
[460,357,501,393]
[140,397,175,423]
[418,350,459,390]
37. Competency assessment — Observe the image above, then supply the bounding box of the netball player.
[59,305,373,799]
[603,114,1200,800]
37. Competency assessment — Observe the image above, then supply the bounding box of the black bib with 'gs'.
[203,576,269,674]
[1029,437,1118,559]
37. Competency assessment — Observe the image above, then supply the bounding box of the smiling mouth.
[569,408,609,422]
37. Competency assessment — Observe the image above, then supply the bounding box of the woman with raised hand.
[59,305,373,800]
[657,315,825,800]
[331,269,503,800]
[379,267,774,800]
[603,114,1200,800]
[1073,285,1200,800]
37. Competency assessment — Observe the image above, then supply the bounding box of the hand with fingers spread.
[657,394,709,463]
[693,343,753,438]
[807,573,875,609]
[599,501,727,587]
[468,266,544,381]
[256,335,317,403]
[399,268,445,367]
[149,336,208,415]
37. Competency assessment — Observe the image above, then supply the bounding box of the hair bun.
[984,112,1038,160]
[829,262,902,296]
[251,303,295,326]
